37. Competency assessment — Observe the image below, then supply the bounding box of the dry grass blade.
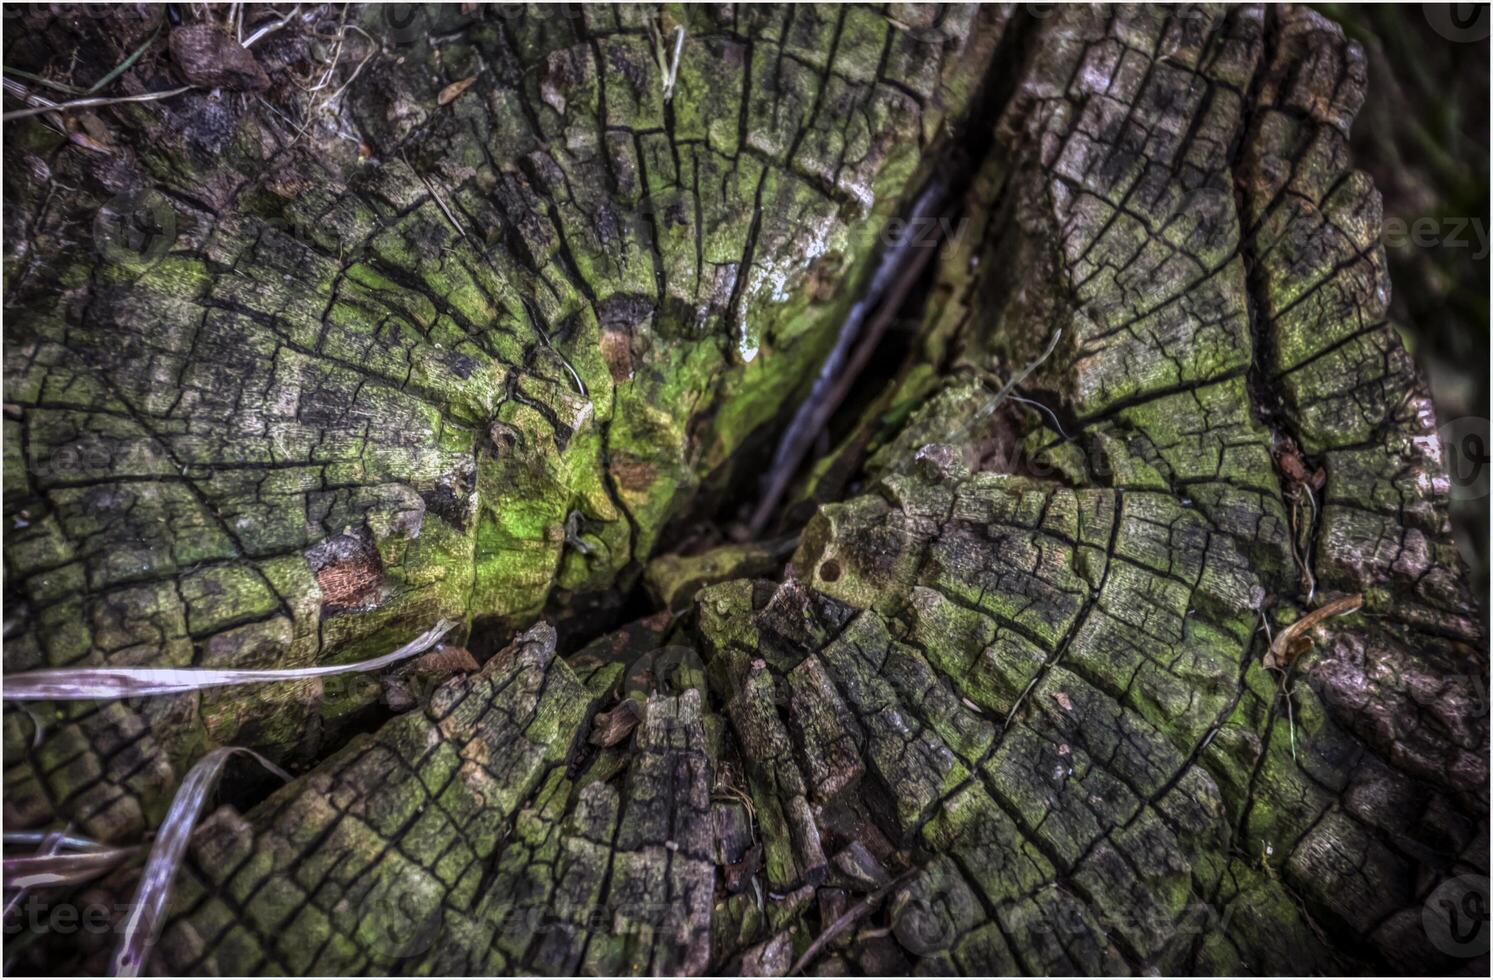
[3,619,456,701]
[1,66,82,95]
[112,747,290,978]
[964,327,1064,433]
[3,831,106,851]
[4,846,137,890]
[3,829,65,923]
[662,26,685,102]
[1263,594,1364,670]
[85,23,162,95]
[646,17,685,102]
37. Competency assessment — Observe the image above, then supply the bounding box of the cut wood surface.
[2,4,1485,976]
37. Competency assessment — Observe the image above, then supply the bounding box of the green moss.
[178,565,280,635]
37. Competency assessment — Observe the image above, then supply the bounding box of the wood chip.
[438,76,477,106]
[411,644,480,679]
[1263,594,1363,670]
[588,698,644,747]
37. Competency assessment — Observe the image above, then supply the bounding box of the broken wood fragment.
[1264,594,1366,671]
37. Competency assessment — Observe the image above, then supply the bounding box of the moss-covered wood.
[3,3,1485,976]
[2,2,998,842]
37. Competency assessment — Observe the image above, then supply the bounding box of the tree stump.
[2,4,1485,975]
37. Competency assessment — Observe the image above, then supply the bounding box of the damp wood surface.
[1,4,1486,976]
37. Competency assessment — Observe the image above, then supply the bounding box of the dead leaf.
[1278,451,1310,484]
[438,76,477,106]
[1264,594,1363,670]
[723,842,763,894]
[168,24,270,91]
[77,110,112,143]
[65,111,114,154]
[1052,691,1073,711]
[67,130,113,154]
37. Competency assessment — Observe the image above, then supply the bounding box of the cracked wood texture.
[2,2,997,842]
[2,4,1487,977]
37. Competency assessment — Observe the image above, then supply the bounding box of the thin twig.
[1284,674,1297,762]
[1299,484,1318,604]
[1002,668,1047,734]
[748,178,951,535]
[305,3,352,94]
[243,4,302,48]
[516,294,588,398]
[1263,646,1302,764]
[789,869,916,975]
[320,24,377,104]
[648,19,686,103]
[2,84,193,122]
[406,156,470,240]
[712,780,757,830]
[3,75,60,114]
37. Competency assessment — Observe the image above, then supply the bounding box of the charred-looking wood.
[1,3,1486,977]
